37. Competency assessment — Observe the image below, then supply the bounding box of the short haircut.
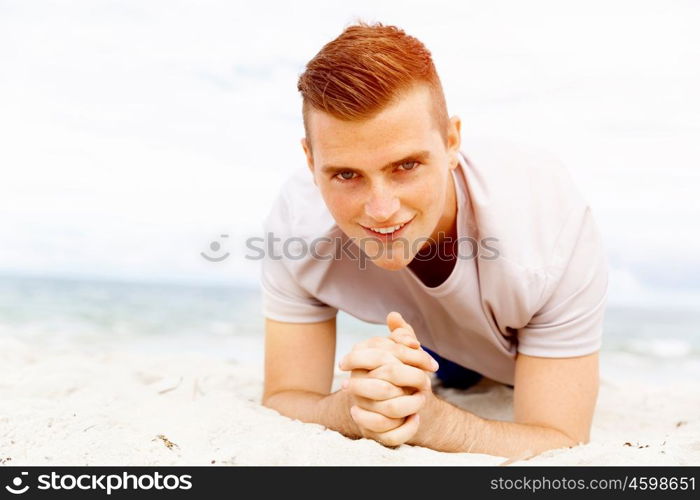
[297,22,449,148]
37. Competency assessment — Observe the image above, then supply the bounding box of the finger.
[344,377,407,400]
[369,363,432,392]
[351,339,371,351]
[343,344,436,373]
[386,311,417,340]
[389,327,420,349]
[388,342,439,372]
[348,368,370,382]
[350,405,404,434]
[355,393,425,419]
[357,336,395,350]
[350,333,437,371]
[371,412,420,448]
[339,348,400,372]
[349,369,414,396]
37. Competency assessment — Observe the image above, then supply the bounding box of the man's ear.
[447,116,462,170]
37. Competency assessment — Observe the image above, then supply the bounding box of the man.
[260,23,608,458]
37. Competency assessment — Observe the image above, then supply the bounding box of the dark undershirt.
[407,238,458,288]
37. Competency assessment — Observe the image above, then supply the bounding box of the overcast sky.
[1,0,699,307]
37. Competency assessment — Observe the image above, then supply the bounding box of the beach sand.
[1,336,698,466]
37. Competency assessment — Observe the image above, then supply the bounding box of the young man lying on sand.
[260,23,608,459]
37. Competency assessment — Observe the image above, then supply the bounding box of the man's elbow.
[261,389,288,411]
[261,387,322,410]
[261,389,287,409]
[529,422,590,451]
[557,427,590,448]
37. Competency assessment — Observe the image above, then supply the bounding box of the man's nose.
[364,186,400,222]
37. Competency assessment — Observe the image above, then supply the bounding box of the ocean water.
[0,274,381,365]
[1,275,699,381]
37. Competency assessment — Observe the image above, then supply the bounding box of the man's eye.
[336,171,357,181]
[398,161,419,171]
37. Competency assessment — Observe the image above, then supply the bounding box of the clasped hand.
[338,311,439,447]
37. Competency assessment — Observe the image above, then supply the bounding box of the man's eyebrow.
[320,150,431,174]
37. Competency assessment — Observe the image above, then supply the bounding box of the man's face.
[302,84,461,270]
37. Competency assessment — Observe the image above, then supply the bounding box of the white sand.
[1,336,698,466]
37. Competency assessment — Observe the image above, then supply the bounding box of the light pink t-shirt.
[260,138,609,385]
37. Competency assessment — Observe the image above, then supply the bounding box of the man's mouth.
[360,218,414,239]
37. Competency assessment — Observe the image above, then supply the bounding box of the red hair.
[297,22,448,145]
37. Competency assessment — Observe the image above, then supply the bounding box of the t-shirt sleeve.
[516,206,609,357]
[260,252,338,323]
[259,191,338,324]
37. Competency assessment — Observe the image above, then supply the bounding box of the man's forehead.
[307,86,441,164]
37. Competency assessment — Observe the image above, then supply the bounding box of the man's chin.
[348,234,415,270]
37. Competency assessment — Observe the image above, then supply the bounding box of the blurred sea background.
[1,274,699,384]
[1,0,699,382]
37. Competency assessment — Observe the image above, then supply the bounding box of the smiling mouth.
[360,217,414,238]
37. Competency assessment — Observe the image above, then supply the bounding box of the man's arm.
[410,351,599,458]
[262,317,362,438]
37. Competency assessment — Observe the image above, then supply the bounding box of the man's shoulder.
[463,137,591,272]
[463,138,603,321]
[463,137,578,192]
